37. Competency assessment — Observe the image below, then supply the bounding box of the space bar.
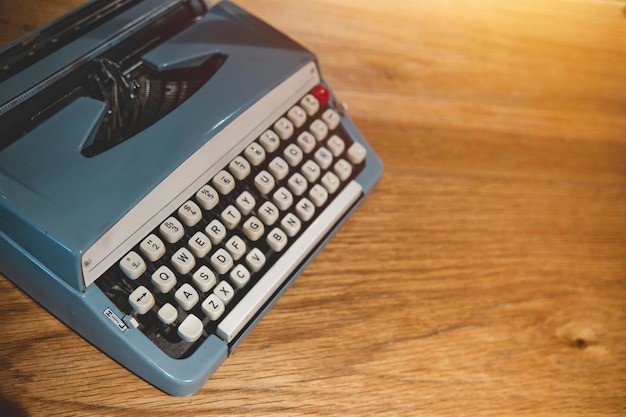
[216,181,363,343]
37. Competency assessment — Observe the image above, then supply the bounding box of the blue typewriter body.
[0,0,381,395]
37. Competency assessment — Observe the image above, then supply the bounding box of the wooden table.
[1,0,626,415]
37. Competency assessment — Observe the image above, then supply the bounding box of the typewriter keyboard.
[96,85,366,358]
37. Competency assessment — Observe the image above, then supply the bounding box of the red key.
[311,84,330,106]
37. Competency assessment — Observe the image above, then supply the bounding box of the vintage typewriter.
[0,0,382,395]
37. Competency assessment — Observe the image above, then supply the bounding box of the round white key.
[274,117,294,139]
[283,144,303,167]
[214,280,235,304]
[244,142,266,166]
[295,198,315,221]
[259,130,280,152]
[280,213,301,237]
[333,158,353,181]
[212,170,235,195]
[287,173,308,196]
[243,216,264,241]
[301,160,321,183]
[300,94,319,116]
[309,184,329,207]
[152,265,177,293]
[120,251,146,280]
[310,119,328,141]
[267,227,288,252]
[221,205,242,229]
[327,135,345,157]
[245,248,266,272]
[321,171,340,194]
[314,146,333,170]
[160,217,184,243]
[225,235,246,260]
[297,131,316,154]
[347,142,367,164]
[177,314,203,343]
[229,264,251,289]
[202,294,225,321]
[321,108,340,130]
[211,248,233,274]
[196,184,219,210]
[171,247,195,275]
[272,187,293,211]
[139,234,165,262]
[268,156,289,180]
[128,286,155,314]
[235,191,256,215]
[229,156,251,180]
[175,283,199,311]
[258,201,279,225]
[254,170,275,194]
[287,105,307,127]
[178,200,202,227]
[157,303,178,325]
[193,265,217,293]
[205,219,226,244]
[188,231,211,258]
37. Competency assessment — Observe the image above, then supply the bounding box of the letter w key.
[171,247,196,274]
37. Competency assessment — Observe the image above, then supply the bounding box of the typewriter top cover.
[0,0,382,395]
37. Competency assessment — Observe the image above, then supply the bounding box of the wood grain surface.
[1,0,626,415]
